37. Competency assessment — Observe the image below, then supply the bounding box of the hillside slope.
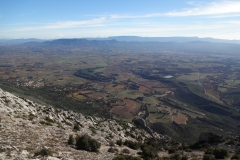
[0,88,166,159]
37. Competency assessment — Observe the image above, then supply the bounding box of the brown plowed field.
[111,99,141,119]
[172,113,188,124]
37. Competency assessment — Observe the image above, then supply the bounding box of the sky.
[1,0,240,39]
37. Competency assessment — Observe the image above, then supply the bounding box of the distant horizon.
[1,36,240,41]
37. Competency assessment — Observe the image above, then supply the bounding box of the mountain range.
[1,36,240,45]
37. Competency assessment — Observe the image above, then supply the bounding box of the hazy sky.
[1,0,240,39]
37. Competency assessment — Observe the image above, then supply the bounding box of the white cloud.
[14,17,106,31]
[2,21,239,39]
[110,1,240,19]
[165,1,240,17]
[17,11,37,17]
[58,34,64,37]
[217,20,240,25]
[110,14,144,19]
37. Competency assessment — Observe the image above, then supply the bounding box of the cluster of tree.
[120,139,161,159]
[124,140,141,150]
[68,134,101,152]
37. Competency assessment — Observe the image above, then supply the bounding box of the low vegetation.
[75,134,101,152]
[34,148,52,157]
[124,140,140,150]
[113,154,141,160]
[68,135,74,145]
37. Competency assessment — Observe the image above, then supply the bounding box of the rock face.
[197,132,223,144]
[0,88,166,159]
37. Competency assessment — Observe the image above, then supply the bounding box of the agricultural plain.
[0,40,240,142]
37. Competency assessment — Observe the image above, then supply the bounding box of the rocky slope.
[2,87,239,160]
[0,88,167,159]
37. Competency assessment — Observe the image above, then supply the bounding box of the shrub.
[204,148,213,155]
[68,135,74,145]
[113,154,141,160]
[124,140,140,150]
[122,148,130,154]
[203,154,216,160]
[181,155,188,160]
[63,120,72,126]
[231,154,240,160]
[141,145,158,159]
[226,139,235,145]
[190,142,211,150]
[34,148,52,157]
[185,149,192,152]
[75,134,101,152]
[213,148,229,159]
[116,139,123,146]
[73,124,80,131]
[28,113,35,121]
[39,121,52,126]
[108,147,115,153]
[170,154,181,160]
[109,140,115,146]
[137,135,143,141]
[168,148,177,154]
[57,123,64,129]
[89,126,97,134]
[45,117,55,123]
[108,147,118,153]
